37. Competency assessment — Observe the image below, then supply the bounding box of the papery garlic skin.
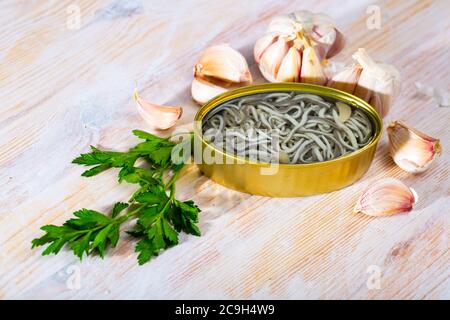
[387,121,442,173]
[321,25,345,59]
[353,178,417,217]
[328,65,362,94]
[254,10,343,84]
[194,44,252,84]
[134,90,182,130]
[353,48,400,117]
[267,10,344,59]
[353,66,375,102]
[191,77,228,104]
[415,82,450,107]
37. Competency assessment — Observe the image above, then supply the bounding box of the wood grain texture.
[0,0,449,299]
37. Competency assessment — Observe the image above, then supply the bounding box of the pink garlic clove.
[134,89,182,130]
[254,33,279,64]
[353,178,417,217]
[276,47,302,82]
[258,37,289,82]
[300,46,327,85]
[387,121,442,173]
[191,77,228,105]
[194,44,252,84]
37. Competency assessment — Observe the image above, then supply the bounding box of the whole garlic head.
[387,121,441,173]
[254,10,344,84]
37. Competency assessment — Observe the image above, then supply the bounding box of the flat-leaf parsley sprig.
[32,130,200,265]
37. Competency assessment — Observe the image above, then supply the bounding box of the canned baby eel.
[193,83,382,197]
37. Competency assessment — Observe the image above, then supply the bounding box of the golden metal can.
[193,83,382,197]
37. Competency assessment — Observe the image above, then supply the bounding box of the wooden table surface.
[1,0,449,299]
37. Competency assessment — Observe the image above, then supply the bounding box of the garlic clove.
[325,28,345,59]
[353,67,375,102]
[368,91,389,118]
[353,49,400,84]
[310,23,338,60]
[194,44,252,84]
[134,89,182,130]
[191,77,228,105]
[254,33,279,63]
[276,47,301,82]
[353,178,417,217]
[300,46,327,85]
[387,121,442,173]
[328,65,362,94]
[352,48,401,115]
[258,37,289,82]
[336,101,352,122]
[368,63,401,117]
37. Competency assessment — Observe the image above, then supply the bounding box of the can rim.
[193,83,383,168]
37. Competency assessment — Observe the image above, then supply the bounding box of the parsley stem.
[71,225,104,236]
[165,170,180,190]
[119,206,143,223]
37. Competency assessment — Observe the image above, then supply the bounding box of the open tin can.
[193,83,382,197]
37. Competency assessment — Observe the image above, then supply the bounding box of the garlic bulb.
[192,44,252,104]
[191,77,228,104]
[387,121,442,173]
[266,10,344,59]
[134,89,182,130]
[194,44,252,84]
[328,65,362,94]
[354,178,417,217]
[328,48,400,118]
[254,10,344,84]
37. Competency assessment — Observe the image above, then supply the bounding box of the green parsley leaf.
[92,224,113,258]
[135,187,168,205]
[81,164,112,177]
[112,202,129,218]
[65,209,112,229]
[162,219,178,245]
[69,231,92,260]
[169,200,201,236]
[135,238,156,265]
[132,130,171,144]
[73,147,139,169]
